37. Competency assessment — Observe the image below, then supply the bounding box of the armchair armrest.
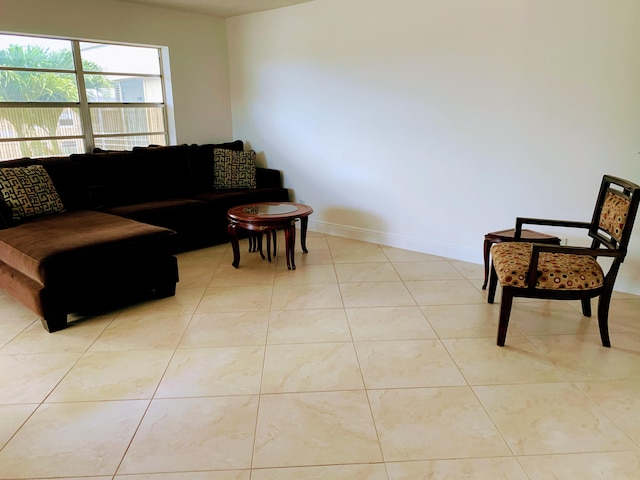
[514,217,591,239]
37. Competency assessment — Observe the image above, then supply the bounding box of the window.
[0,33,170,160]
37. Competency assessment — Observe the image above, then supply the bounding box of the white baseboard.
[308,219,482,264]
[308,219,640,296]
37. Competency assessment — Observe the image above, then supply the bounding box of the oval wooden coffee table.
[227,202,313,270]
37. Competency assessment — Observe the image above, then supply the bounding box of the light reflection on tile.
[47,349,174,401]
[119,396,259,473]
[405,279,485,305]
[346,306,437,340]
[421,303,510,339]
[156,346,264,397]
[386,458,529,480]
[442,337,568,385]
[262,342,363,393]
[179,311,269,347]
[271,283,344,310]
[0,400,148,478]
[0,404,37,449]
[474,383,634,455]
[253,391,382,468]
[252,464,388,480]
[268,308,351,343]
[368,387,511,461]
[575,377,640,444]
[334,263,401,282]
[339,282,415,308]
[355,339,466,388]
[518,451,640,480]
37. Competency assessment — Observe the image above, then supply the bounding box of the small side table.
[482,228,561,289]
[228,202,313,270]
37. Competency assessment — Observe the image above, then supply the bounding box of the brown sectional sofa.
[0,141,289,332]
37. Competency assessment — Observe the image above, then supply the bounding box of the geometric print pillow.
[0,165,65,221]
[213,149,257,190]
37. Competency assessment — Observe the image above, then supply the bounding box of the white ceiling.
[115,0,315,17]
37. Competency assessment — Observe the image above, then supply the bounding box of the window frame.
[0,32,174,159]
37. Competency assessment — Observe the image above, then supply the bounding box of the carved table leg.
[228,222,241,268]
[284,223,297,270]
[257,232,265,259]
[266,229,272,262]
[300,216,309,253]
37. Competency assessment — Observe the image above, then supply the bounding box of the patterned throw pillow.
[213,149,257,190]
[0,165,66,221]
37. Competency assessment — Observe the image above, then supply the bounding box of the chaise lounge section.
[0,210,179,332]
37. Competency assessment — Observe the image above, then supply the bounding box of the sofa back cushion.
[132,144,196,198]
[36,156,88,210]
[71,151,141,207]
[71,144,196,207]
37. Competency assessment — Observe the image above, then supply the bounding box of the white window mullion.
[71,40,94,152]
[158,47,171,145]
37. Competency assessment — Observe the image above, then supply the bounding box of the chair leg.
[482,238,491,289]
[487,263,498,304]
[497,288,514,346]
[581,298,592,317]
[597,293,612,348]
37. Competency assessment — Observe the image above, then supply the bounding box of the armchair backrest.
[589,175,640,256]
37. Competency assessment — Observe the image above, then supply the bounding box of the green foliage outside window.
[0,44,113,157]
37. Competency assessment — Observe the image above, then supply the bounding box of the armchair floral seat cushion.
[491,242,604,290]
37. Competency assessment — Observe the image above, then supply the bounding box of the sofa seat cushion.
[103,198,212,251]
[103,197,208,217]
[190,187,290,207]
[0,210,176,286]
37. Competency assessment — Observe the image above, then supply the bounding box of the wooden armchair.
[487,175,640,347]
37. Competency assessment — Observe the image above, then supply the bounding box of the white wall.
[0,0,233,144]
[227,0,640,294]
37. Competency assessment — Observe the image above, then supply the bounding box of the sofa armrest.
[256,167,283,189]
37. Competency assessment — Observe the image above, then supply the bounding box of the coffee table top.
[227,202,313,223]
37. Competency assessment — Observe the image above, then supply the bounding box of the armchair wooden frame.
[487,175,640,347]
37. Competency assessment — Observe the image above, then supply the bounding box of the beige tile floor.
[1,232,640,479]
